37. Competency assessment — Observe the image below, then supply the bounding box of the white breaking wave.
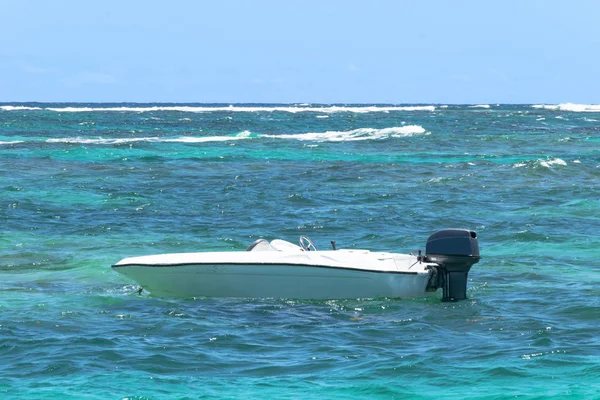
[532,103,600,112]
[539,158,567,168]
[164,131,252,143]
[513,158,568,169]
[469,104,491,109]
[1,105,43,111]
[40,105,435,113]
[4,128,426,145]
[45,131,253,145]
[264,125,427,142]
[0,140,25,145]
[46,137,159,145]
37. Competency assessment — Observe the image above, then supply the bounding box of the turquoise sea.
[1,103,599,399]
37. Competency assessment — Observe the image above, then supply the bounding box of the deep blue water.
[1,103,599,399]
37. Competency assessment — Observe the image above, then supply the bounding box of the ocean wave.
[539,158,567,168]
[164,131,252,143]
[532,103,600,112]
[513,158,568,169]
[469,104,491,109]
[0,106,43,111]
[0,140,25,145]
[45,131,253,145]
[2,128,426,145]
[37,105,436,113]
[46,137,158,145]
[264,125,427,142]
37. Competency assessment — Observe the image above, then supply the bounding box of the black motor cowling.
[426,229,480,301]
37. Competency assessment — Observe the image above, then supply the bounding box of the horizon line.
[0,101,594,105]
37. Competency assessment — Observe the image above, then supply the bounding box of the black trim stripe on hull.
[111,262,424,275]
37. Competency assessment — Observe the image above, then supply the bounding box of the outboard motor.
[426,229,480,301]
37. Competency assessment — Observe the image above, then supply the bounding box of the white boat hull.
[113,247,438,299]
[113,262,434,299]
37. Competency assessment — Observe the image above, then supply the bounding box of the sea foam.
[0,106,43,111]
[164,131,252,143]
[513,158,568,169]
[532,103,600,112]
[42,105,435,113]
[539,158,567,168]
[0,140,25,145]
[40,127,425,145]
[46,137,160,145]
[264,126,427,142]
[44,131,253,145]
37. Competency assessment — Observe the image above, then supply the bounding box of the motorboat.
[112,229,480,301]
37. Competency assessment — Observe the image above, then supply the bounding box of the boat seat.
[270,239,303,252]
[246,239,273,251]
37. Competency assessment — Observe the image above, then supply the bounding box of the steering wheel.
[299,235,318,251]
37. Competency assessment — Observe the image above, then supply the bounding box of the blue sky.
[1,0,599,103]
